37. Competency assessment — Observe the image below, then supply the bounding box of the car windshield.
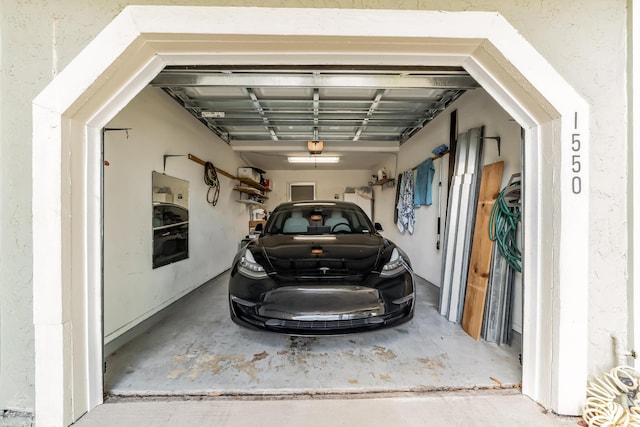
[153,203,189,228]
[264,203,374,235]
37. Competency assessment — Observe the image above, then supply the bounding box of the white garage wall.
[374,89,523,332]
[264,169,373,211]
[103,86,246,343]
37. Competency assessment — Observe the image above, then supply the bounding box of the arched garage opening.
[32,6,589,426]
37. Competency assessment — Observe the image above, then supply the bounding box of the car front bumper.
[229,274,414,335]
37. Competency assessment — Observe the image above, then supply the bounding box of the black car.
[152,202,189,268]
[228,201,415,335]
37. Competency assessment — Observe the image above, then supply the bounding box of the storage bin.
[237,167,260,182]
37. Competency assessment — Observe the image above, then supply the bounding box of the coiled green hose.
[489,181,522,272]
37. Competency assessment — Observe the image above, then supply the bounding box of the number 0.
[572,176,582,194]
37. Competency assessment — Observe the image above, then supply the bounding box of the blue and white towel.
[396,169,416,234]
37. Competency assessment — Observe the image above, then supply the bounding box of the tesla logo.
[319,267,330,275]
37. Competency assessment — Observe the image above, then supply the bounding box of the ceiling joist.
[153,67,476,145]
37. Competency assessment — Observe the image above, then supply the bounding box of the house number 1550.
[571,112,582,194]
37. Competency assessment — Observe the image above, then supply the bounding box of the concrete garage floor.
[74,391,579,427]
[87,274,580,426]
[105,272,522,396]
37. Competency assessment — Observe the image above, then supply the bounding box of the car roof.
[275,200,360,209]
[153,202,188,210]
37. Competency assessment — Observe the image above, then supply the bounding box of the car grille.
[273,273,366,282]
[267,257,375,278]
[264,316,384,330]
[231,300,413,335]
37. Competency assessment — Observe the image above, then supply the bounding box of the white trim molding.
[32,6,589,426]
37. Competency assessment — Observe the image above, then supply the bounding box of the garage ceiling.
[151,66,479,170]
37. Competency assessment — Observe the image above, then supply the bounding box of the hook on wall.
[480,136,501,156]
[162,154,187,173]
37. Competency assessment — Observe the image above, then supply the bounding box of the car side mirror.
[254,223,264,233]
[374,222,384,232]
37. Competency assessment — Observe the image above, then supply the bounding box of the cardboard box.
[152,192,173,203]
[249,220,266,235]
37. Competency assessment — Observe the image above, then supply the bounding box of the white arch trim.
[32,6,589,426]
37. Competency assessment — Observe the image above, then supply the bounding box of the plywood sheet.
[462,161,504,340]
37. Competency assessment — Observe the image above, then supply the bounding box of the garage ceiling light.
[307,140,324,154]
[288,156,340,163]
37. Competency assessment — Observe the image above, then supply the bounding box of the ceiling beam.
[354,89,385,142]
[230,142,401,152]
[151,72,480,89]
[246,88,279,141]
[186,98,449,107]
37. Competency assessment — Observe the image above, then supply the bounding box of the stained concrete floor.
[85,274,578,426]
[105,272,522,396]
[73,391,580,427]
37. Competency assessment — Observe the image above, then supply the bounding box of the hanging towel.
[396,170,415,234]
[414,158,435,206]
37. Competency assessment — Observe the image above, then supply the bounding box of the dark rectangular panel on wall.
[291,184,315,201]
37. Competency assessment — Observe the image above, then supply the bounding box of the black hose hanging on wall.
[204,161,220,206]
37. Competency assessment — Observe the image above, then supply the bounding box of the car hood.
[255,233,385,276]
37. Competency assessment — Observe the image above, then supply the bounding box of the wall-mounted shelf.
[234,176,270,206]
[237,177,270,193]
[187,153,271,206]
[237,199,265,206]
[371,178,394,186]
[368,149,452,191]
[233,186,269,199]
[370,177,396,190]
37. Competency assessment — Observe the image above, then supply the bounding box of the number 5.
[572,134,581,151]
[572,155,581,173]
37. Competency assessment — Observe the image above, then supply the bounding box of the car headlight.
[380,248,408,277]
[238,249,268,279]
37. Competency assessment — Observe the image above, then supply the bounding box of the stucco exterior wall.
[0,0,629,415]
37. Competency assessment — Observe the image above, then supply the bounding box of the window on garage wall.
[290,182,316,201]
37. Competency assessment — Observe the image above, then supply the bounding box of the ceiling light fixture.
[288,156,339,164]
[307,140,324,154]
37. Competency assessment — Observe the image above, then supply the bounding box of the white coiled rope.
[583,365,640,426]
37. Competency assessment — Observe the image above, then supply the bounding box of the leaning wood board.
[461,161,504,340]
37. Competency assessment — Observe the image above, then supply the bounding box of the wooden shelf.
[187,154,271,204]
[237,199,265,205]
[237,177,270,192]
[371,178,394,186]
[233,186,269,199]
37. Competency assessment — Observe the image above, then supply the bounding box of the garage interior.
[102,65,524,397]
